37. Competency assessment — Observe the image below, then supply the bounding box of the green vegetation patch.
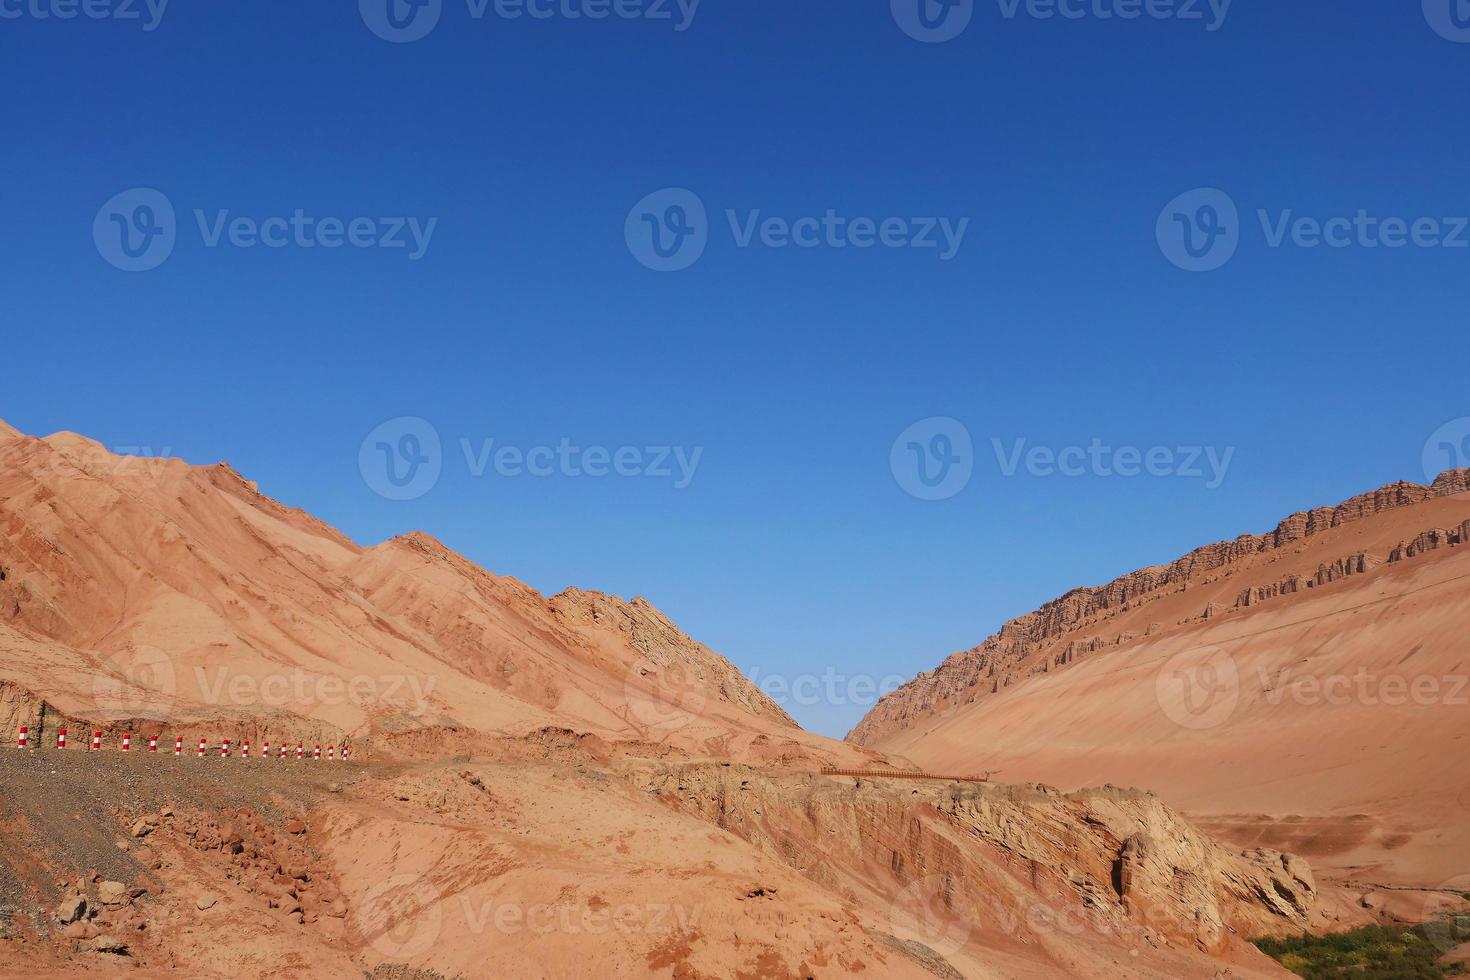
[1253,923,1468,979]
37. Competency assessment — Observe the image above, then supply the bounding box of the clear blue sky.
[3,1,1467,737]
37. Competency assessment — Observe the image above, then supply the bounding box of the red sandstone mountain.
[0,422,1396,977]
[850,469,1470,894]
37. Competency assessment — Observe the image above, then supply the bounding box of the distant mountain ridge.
[849,468,1470,745]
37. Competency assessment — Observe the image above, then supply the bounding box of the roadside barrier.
[818,766,995,783]
[12,724,352,763]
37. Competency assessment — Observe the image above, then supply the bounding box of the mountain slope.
[849,471,1470,886]
[0,423,808,761]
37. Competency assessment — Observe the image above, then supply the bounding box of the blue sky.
[3,1,1468,737]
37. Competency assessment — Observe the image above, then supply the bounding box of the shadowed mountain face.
[850,469,1470,887]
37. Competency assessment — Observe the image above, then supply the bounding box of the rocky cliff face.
[849,470,1470,746]
[550,589,796,727]
[648,765,1317,973]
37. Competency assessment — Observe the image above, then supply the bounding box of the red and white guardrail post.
[313,744,321,761]
[148,735,158,753]
[121,733,131,751]
[296,743,303,760]
[56,728,67,750]
[16,726,26,750]
[91,731,102,751]
[278,743,287,760]
[197,737,207,758]
[175,736,183,756]
[220,738,230,758]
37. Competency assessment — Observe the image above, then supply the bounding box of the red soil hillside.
[0,423,826,764]
[0,420,1365,978]
[850,471,1470,890]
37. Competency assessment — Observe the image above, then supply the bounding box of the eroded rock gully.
[643,766,1315,962]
